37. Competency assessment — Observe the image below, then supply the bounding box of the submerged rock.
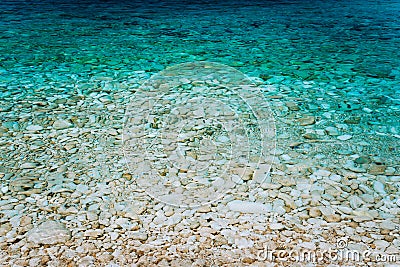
[337,134,352,141]
[26,125,43,131]
[27,220,71,245]
[20,162,38,169]
[53,119,72,130]
[325,126,339,136]
[372,181,386,195]
[297,116,315,126]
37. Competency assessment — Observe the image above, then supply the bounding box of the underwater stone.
[297,116,315,126]
[337,134,352,141]
[313,169,331,177]
[354,156,370,164]
[20,162,38,169]
[286,102,300,111]
[27,220,71,245]
[53,119,72,130]
[303,133,318,139]
[369,164,386,175]
[325,126,339,136]
[380,220,397,230]
[1,186,8,193]
[26,125,43,131]
[372,181,386,195]
[2,121,19,130]
[349,195,364,209]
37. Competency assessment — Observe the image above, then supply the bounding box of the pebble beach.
[0,1,399,266]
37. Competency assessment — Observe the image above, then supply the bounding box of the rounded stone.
[27,220,71,245]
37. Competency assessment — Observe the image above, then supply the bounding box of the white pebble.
[26,125,43,131]
[329,174,342,182]
[109,232,119,241]
[217,135,230,143]
[373,181,386,195]
[235,237,253,249]
[27,221,71,245]
[313,169,331,177]
[269,222,285,230]
[53,119,72,130]
[349,195,364,209]
[337,134,352,141]
[227,200,271,214]
[20,162,37,169]
[1,186,8,194]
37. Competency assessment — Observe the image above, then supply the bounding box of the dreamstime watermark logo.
[122,61,276,207]
[256,239,399,263]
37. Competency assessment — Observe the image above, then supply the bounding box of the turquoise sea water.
[1,0,399,165]
[1,0,400,79]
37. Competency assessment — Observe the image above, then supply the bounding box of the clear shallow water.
[1,0,399,163]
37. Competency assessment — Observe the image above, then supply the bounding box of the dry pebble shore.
[0,62,399,267]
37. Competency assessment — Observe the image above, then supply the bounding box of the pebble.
[297,116,315,126]
[369,164,386,175]
[337,206,353,214]
[324,214,342,223]
[20,162,38,169]
[227,200,271,214]
[197,206,211,213]
[303,133,318,139]
[164,209,174,217]
[374,239,390,250]
[349,195,364,209]
[337,134,352,141]
[235,237,254,249]
[53,119,72,130]
[20,215,32,227]
[27,221,71,245]
[128,230,148,241]
[286,102,300,111]
[190,221,200,230]
[329,174,342,182]
[373,181,386,195]
[309,207,322,217]
[360,193,375,203]
[110,232,119,241]
[84,229,103,238]
[75,184,89,194]
[115,218,131,229]
[319,206,335,216]
[354,156,369,164]
[1,185,8,193]
[26,125,43,131]
[380,220,397,230]
[269,222,285,230]
[353,211,376,222]
[313,169,331,177]
[325,126,339,136]
[299,242,316,250]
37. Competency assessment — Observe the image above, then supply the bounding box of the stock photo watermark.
[256,239,399,264]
